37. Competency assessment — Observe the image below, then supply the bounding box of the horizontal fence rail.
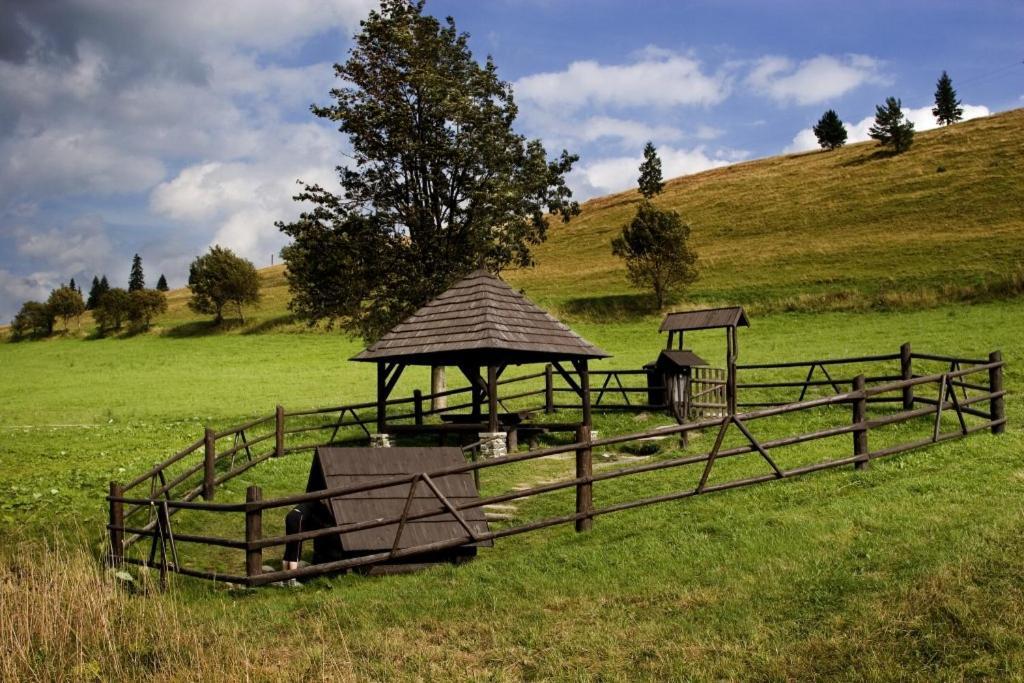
[106,345,1006,587]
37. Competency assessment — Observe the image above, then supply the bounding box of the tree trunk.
[431,366,447,411]
[237,302,245,324]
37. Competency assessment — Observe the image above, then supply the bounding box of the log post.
[545,364,554,414]
[487,365,499,434]
[275,404,284,457]
[575,424,593,532]
[203,427,216,500]
[989,350,1005,434]
[900,342,914,410]
[414,389,424,426]
[108,481,124,566]
[852,374,869,470]
[245,485,263,580]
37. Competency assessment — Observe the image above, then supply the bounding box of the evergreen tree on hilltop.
[68,277,78,293]
[156,274,169,291]
[129,254,145,291]
[813,110,848,150]
[637,141,664,199]
[932,71,964,126]
[86,276,102,309]
[868,97,915,154]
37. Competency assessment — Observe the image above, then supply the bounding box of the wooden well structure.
[353,269,609,446]
[657,306,749,415]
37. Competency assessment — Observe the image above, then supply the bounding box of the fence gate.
[689,366,727,420]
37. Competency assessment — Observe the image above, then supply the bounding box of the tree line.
[9,247,260,340]
[812,71,966,154]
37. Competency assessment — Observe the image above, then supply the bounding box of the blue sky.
[0,0,1021,320]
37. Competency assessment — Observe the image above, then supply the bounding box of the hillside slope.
[7,109,1021,337]
[510,107,1024,316]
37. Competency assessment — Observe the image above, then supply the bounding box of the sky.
[0,0,1021,321]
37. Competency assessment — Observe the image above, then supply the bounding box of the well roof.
[659,306,749,333]
[353,269,609,365]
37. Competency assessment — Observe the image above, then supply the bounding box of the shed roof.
[652,349,709,369]
[353,269,609,365]
[307,446,491,554]
[659,306,749,333]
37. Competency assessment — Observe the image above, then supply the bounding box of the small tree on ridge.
[129,254,145,292]
[932,71,964,126]
[637,141,664,199]
[868,97,915,154]
[813,110,848,150]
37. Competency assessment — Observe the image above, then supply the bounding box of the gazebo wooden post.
[376,362,387,433]
[726,325,738,415]
[574,359,592,428]
[486,365,499,433]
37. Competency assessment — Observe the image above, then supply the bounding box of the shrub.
[128,289,168,329]
[93,288,132,333]
[10,301,54,340]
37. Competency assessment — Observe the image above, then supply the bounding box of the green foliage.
[128,254,145,292]
[611,201,699,308]
[156,274,169,292]
[188,246,260,324]
[932,71,963,126]
[86,276,105,310]
[9,301,54,340]
[812,109,848,150]
[869,97,915,153]
[277,0,578,341]
[637,141,664,198]
[46,286,85,330]
[128,289,168,329]
[93,288,132,333]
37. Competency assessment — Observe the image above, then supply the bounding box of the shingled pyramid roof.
[353,269,609,365]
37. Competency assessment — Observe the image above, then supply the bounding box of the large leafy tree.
[812,109,848,150]
[47,286,85,331]
[10,301,54,339]
[188,246,260,324]
[128,289,168,329]
[932,71,963,126]
[277,0,579,341]
[93,288,132,333]
[868,97,915,154]
[611,145,698,309]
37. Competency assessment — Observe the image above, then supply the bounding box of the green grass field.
[2,299,1021,680]
[2,110,1023,680]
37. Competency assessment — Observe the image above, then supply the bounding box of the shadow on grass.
[161,319,239,338]
[242,314,298,335]
[560,293,661,321]
[841,149,898,167]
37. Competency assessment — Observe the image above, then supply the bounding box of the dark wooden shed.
[306,446,491,570]
[658,306,749,414]
[353,269,609,438]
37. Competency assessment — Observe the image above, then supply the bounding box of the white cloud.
[151,122,342,265]
[571,145,748,199]
[574,116,684,147]
[748,54,885,105]
[784,102,991,153]
[514,50,730,111]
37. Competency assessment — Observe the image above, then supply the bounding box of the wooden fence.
[106,346,1006,587]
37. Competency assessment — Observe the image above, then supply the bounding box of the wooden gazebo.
[353,269,609,445]
[659,306,749,414]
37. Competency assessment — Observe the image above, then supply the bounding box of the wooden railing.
[106,348,1006,587]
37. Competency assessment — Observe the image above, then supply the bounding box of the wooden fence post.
[203,427,215,500]
[545,364,554,414]
[900,342,914,410]
[575,425,593,532]
[989,351,1005,434]
[245,485,263,580]
[414,389,424,426]
[108,481,124,566]
[852,375,869,470]
[275,405,284,457]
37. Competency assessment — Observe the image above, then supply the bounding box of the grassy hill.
[512,107,1024,317]
[8,108,1021,340]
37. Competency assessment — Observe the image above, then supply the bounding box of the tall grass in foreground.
[0,537,356,681]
